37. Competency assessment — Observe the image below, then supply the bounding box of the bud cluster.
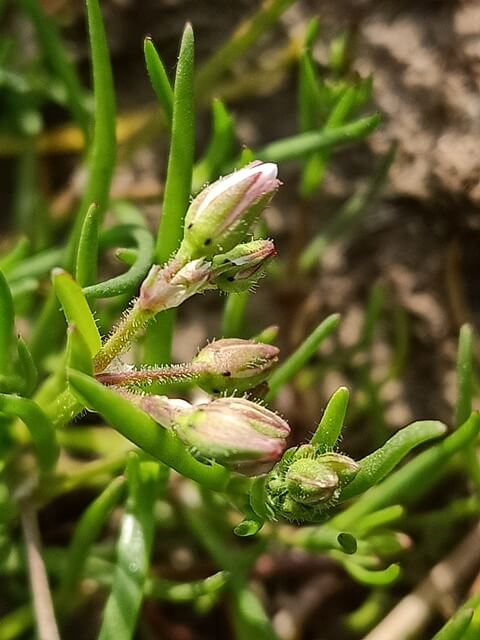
[136,162,280,314]
[265,444,359,523]
[178,161,280,260]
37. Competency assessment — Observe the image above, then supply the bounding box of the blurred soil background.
[2,2,480,636]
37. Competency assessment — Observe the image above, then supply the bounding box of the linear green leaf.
[147,24,195,365]
[311,386,349,450]
[52,269,102,356]
[98,456,165,640]
[265,313,340,402]
[16,337,38,397]
[83,226,154,300]
[60,476,126,602]
[257,114,381,164]
[0,271,14,377]
[456,324,473,427]
[0,237,30,275]
[75,202,100,289]
[432,608,474,640]
[0,394,59,471]
[155,23,195,263]
[300,86,357,196]
[66,325,94,376]
[144,37,174,124]
[7,247,63,283]
[64,0,116,269]
[192,98,236,191]
[333,413,480,528]
[340,420,447,500]
[338,557,400,587]
[298,51,324,132]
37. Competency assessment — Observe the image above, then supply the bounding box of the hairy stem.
[96,362,203,386]
[93,304,151,373]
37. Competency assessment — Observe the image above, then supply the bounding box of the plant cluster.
[0,1,479,639]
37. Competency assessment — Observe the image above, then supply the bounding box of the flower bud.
[114,390,192,427]
[192,338,279,394]
[172,397,290,473]
[265,445,359,523]
[138,259,212,313]
[179,162,280,260]
[286,458,339,505]
[210,240,276,293]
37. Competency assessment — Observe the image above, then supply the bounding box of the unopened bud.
[266,445,359,523]
[118,391,192,428]
[211,240,276,293]
[179,162,280,260]
[138,259,212,313]
[173,397,290,473]
[192,338,279,394]
[286,458,339,504]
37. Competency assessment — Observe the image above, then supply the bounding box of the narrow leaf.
[60,476,126,602]
[144,37,174,124]
[456,323,473,427]
[339,557,400,587]
[98,456,164,640]
[340,420,447,500]
[66,325,93,375]
[311,386,349,450]
[0,394,59,471]
[155,23,195,263]
[64,0,116,268]
[75,202,100,289]
[16,337,38,397]
[148,23,195,365]
[83,226,154,300]
[0,271,14,377]
[333,413,480,528]
[257,114,382,163]
[265,314,340,402]
[432,608,474,640]
[52,269,102,356]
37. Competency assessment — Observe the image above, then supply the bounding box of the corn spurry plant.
[1,1,480,638]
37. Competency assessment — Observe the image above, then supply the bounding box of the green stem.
[93,305,151,373]
[96,362,202,386]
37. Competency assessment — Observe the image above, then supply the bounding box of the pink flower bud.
[210,240,276,293]
[179,162,280,260]
[138,258,212,313]
[173,396,290,473]
[192,338,279,394]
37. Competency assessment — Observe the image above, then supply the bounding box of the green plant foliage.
[0,2,478,639]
